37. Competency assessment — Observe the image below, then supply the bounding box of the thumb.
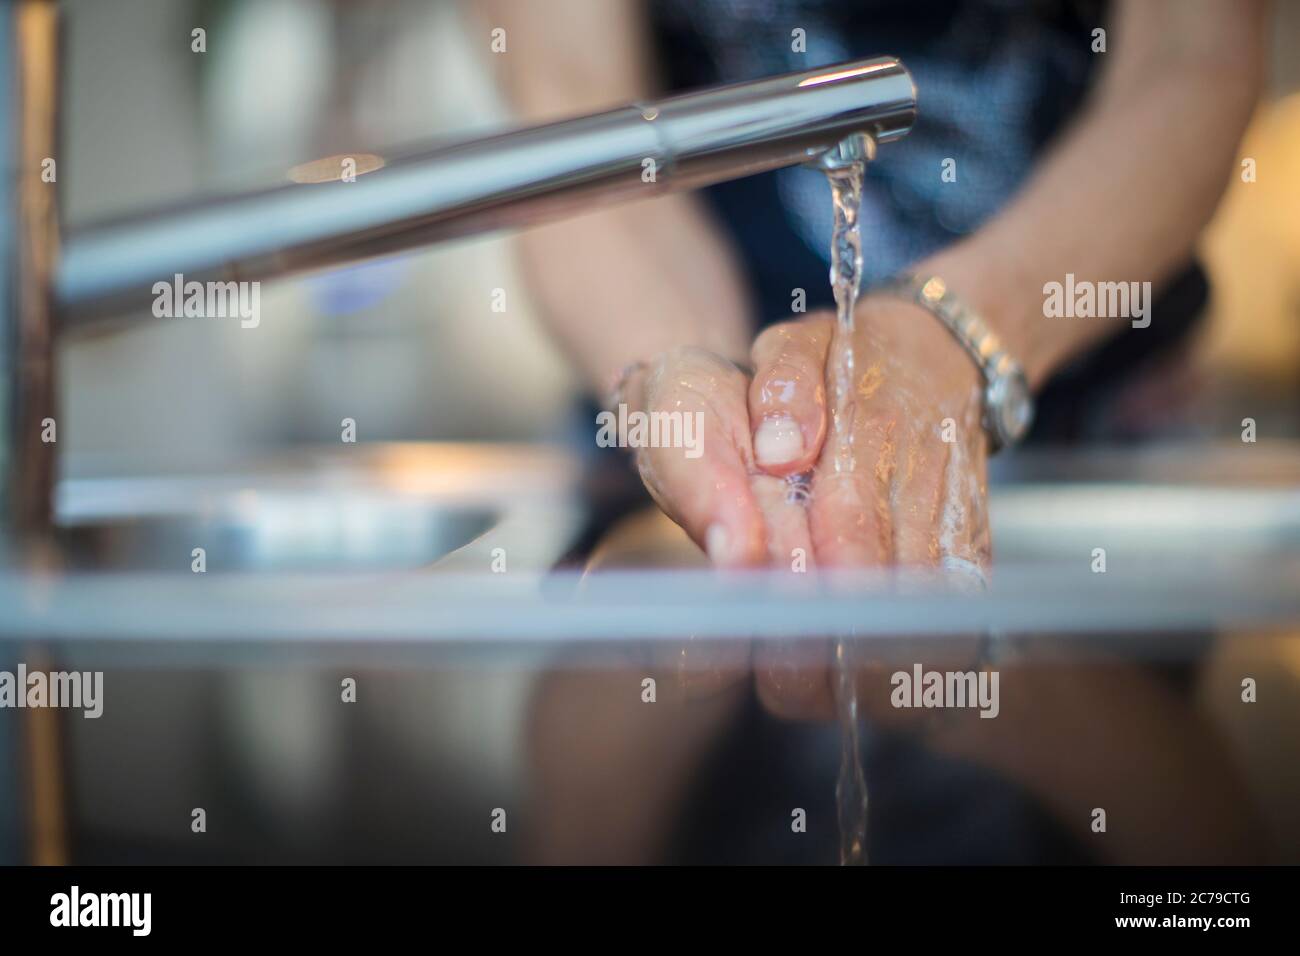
[748,316,833,476]
[633,349,767,567]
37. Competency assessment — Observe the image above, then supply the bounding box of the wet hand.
[624,315,838,568]
[621,345,768,567]
[805,296,991,574]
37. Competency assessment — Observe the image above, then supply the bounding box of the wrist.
[867,272,1034,451]
[911,250,1056,389]
[856,294,982,397]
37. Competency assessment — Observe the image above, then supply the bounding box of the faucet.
[1,0,916,538]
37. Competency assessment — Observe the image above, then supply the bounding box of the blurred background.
[1,0,1295,864]
[57,0,1300,460]
[61,0,577,469]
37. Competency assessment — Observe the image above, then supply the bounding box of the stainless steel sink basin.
[2,441,1298,869]
[41,442,583,574]
[53,497,496,573]
[0,440,1297,655]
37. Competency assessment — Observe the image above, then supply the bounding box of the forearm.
[914,0,1266,389]
[517,195,753,397]
[478,0,752,397]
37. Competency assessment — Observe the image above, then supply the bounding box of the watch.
[875,274,1034,452]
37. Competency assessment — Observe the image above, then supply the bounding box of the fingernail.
[754,414,804,467]
[705,523,731,565]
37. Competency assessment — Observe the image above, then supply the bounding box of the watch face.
[986,370,1033,447]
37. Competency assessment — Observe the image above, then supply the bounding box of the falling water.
[825,156,869,866]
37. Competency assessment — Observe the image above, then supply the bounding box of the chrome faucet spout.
[3,38,916,537]
[54,56,916,327]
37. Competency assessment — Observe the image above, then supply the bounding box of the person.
[479,0,1270,862]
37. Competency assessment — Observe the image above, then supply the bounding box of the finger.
[754,638,835,720]
[749,316,833,475]
[891,429,948,570]
[931,419,992,577]
[635,349,766,567]
[808,415,897,567]
[579,507,752,701]
[898,422,990,683]
[656,633,753,702]
[748,471,834,718]
[749,471,813,568]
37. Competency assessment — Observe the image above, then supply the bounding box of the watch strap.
[874,273,1032,451]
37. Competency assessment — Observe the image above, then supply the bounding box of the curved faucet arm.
[54,57,915,328]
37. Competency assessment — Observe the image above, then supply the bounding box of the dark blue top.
[648,0,1206,441]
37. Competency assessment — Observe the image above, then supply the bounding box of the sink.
[0,440,1297,654]
[53,496,497,573]
[39,441,583,575]
[1,441,1298,868]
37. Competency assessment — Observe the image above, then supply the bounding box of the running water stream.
[824,149,869,866]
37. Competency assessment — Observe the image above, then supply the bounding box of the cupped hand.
[707,297,992,575]
[620,302,993,713]
[804,296,991,573]
[625,316,835,568]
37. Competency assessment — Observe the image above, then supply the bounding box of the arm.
[476,0,832,566]
[921,0,1268,388]
[767,0,1268,711]
[476,0,752,389]
[810,0,1269,567]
